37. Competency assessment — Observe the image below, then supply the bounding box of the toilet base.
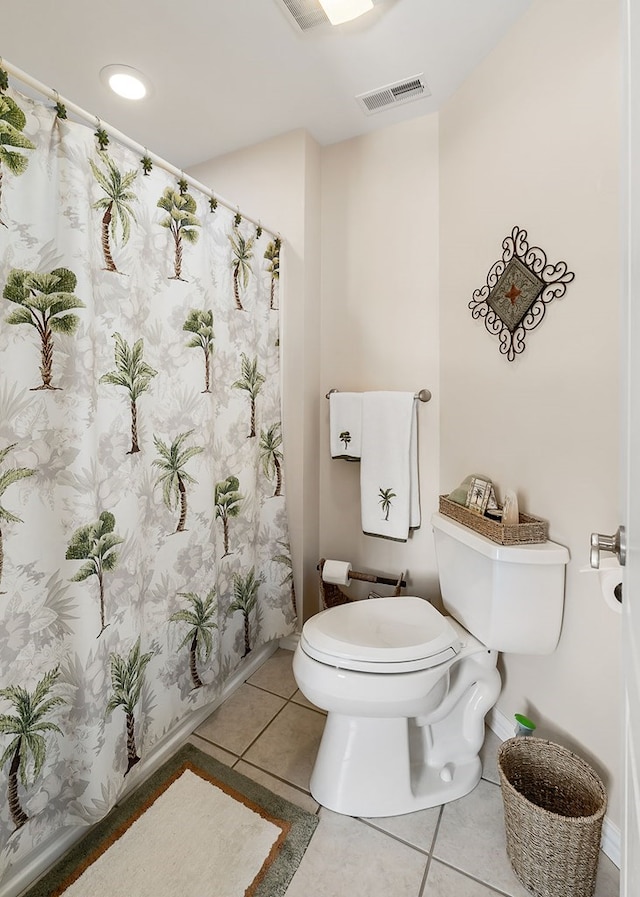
[310,713,483,817]
[304,649,502,817]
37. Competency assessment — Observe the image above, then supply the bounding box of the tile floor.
[189,647,620,897]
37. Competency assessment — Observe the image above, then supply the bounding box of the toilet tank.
[431,512,570,654]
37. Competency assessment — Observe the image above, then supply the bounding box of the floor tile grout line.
[189,689,288,761]
[237,698,292,761]
[189,731,241,762]
[481,773,502,788]
[427,855,519,897]
[417,804,444,896]
[234,688,328,795]
[189,727,319,808]
[246,668,326,716]
[191,675,325,770]
[233,756,318,804]
[282,687,327,716]
[246,681,299,701]
[358,817,432,858]
[288,698,327,716]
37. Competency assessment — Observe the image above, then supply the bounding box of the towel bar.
[325,388,431,403]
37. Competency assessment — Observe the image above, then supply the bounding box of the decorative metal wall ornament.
[469,226,575,361]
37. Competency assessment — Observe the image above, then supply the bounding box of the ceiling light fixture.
[100,65,150,100]
[317,0,374,25]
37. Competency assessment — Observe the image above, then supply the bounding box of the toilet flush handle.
[590,526,626,569]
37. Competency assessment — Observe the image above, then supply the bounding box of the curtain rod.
[0,58,281,241]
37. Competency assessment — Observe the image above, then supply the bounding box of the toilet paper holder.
[580,558,623,613]
[317,558,406,609]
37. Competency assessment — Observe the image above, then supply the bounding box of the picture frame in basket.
[465,476,492,515]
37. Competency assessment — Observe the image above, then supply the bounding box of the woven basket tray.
[438,495,548,545]
[498,738,607,897]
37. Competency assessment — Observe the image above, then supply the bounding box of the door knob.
[590,525,626,568]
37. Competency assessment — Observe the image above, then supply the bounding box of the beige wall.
[319,116,441,602]
[191,0,622,834]
[190,130,323,622]
[439,0,621,825]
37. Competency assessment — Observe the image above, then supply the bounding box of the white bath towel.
[360,391,420,540]
[329,391,362,459]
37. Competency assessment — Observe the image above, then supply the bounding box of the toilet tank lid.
[431,512,570,565]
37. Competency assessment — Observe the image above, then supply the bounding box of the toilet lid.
[300,596,461,673]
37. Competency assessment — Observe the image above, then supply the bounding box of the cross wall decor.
[468,226,575,361]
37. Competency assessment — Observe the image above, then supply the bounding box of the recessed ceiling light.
[100,65,150,100]
[318,0,374,25]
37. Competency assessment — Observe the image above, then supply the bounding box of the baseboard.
[279,631,300,651]
[486,705,516,742]
[2,640,278,897]
[487,706,621,869]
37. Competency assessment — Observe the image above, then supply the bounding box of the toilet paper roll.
[322,560,352,586]
[598,560,623,615]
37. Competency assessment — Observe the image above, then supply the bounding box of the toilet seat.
[300,596,461,673]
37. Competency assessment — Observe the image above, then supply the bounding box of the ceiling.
[2,0,531,170]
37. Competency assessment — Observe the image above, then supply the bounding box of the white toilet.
[292,511,570,817]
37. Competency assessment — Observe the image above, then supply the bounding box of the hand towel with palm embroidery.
[329,391,362,459]
[360,391,420,540]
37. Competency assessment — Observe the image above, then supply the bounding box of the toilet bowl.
[292,512,570,818]
[293,598,500,816]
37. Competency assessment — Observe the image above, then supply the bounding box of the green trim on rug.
[22,743,319,897]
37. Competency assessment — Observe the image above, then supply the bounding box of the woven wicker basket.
[439,495,548,545]
[498,738,607,897]
[318,569,351,609]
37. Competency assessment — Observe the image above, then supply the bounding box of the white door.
[622,1,640,890]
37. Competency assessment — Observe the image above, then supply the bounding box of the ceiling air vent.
[276,0,330,31]
[357,75,430,115]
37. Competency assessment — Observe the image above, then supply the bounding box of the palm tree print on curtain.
[0,444,34,592]
[153,431,203,533]
[0,667,64,831]
[264,238,281,310]
[3,267,84,390]
[0,80,293,889]
[106,638,154,775]
[183,309,214,393]
[229,568,263,658]
[65,511,123,637]
[168,590,217,689]
[259,423,284,497]
[229,230,255,310]
[274,540,296,616]
[233,354,265,438]
[0,87,35,227]
[100,333,157,454]
[89,152,138,273]
[157,185,201,281]
[214,476,243,557]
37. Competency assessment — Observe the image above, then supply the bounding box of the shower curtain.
[0,76,295,885]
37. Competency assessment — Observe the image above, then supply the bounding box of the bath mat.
[22,743,318,897]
